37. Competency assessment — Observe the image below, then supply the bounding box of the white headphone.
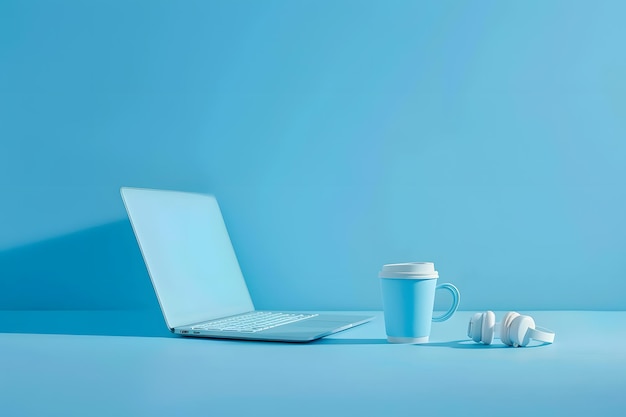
[467,311,555,347]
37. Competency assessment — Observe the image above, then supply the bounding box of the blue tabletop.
[1,310,624,417]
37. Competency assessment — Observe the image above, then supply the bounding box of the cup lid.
[378,262,439,279]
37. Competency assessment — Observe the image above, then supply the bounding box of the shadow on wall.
[0,310,175,338]
[0,220,159,311]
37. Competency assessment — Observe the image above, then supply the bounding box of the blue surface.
[2,1,626,311]
[1,310,625,417]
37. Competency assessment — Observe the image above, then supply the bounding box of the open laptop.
[120,187,373,342]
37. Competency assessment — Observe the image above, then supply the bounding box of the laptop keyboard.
[191,312,319,333]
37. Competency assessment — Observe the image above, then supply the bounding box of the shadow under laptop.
[313,338,389,345]
[313,338,478,346]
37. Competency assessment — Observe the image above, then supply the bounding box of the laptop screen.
[121,187,254,329]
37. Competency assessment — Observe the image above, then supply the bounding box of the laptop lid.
[120,187,254,329]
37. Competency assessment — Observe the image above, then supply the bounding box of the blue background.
[1,0,625,312]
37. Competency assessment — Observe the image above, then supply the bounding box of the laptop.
[120,187,373,342]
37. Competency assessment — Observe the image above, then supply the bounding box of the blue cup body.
[381,278,437,343]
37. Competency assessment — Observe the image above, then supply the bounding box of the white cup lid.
[378,262,439,279]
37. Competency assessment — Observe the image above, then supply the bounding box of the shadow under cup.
[380,263,460,344]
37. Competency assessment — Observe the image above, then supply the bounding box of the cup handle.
[432,283,460,322]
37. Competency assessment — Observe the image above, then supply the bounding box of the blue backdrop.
[1,0,625,312]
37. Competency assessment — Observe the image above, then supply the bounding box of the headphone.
[467,311,555,347]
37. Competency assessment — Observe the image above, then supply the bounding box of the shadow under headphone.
[468,311,555,347]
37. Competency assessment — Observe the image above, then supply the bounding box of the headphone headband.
[528,326,555,344]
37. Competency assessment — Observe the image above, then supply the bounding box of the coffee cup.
[379,262,460,343]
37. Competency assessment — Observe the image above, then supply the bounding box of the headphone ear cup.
[500,311,520,346]
[481,311,496,345]
[509,315,536,347]
[468,313,484,342]
[468,311,496,344]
